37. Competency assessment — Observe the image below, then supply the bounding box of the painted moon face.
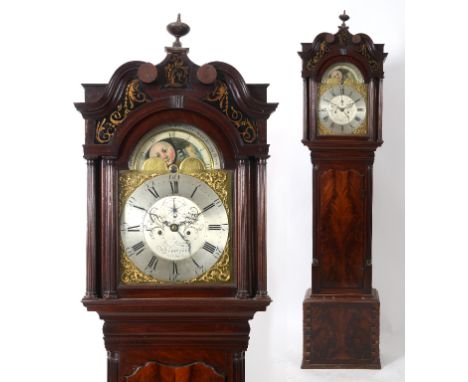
[128,123,223,171]
[148,141,176,165]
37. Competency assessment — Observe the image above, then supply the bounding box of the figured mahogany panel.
[126,361,225,382]
[302,289,380,369]
[317,167,366,290]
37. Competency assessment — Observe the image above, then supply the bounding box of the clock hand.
[330,100,347,112]
[330,100,340,109]
[172,198,178,218]
[179,217,196,227]
[177,231,192,255]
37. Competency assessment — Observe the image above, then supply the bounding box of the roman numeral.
[147,255,159,271]
[128,197,146,212]
[190,185,200,198]
[170,181,179,194]
[355,116,362,122]
[208,224,228,231]
[172,262,179,276]
[203,202,215,213]
[129,241,145,256]
[358,108,364,112]
[202,199,221,213]
[127,225,140,232]
[323,115,329,121]
[191,258,202,269]
[340,86,344,95]
[203,242,217,254]
[147,186,159,199]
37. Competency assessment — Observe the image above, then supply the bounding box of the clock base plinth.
[302,288,380,369]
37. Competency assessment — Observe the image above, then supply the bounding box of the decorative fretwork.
[357,43,380,75]
[205,81,257,143]
[95,80,149,143]
[164,54,189,88]
[300,12,386,79]
[306,41,329,71]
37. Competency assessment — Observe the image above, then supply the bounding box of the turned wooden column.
[101,157,118,299]
[85,158,99,299]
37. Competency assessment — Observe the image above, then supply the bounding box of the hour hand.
[148,212,169,228]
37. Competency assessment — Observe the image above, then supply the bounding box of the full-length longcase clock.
[299,12,387,369]
[75,15,277,382]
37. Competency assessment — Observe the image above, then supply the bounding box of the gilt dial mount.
[317,61,368,136]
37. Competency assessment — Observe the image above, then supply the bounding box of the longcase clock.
[75,15,277,382]
[299,12,387,368]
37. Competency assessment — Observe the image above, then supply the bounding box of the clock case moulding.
[299,13,387,369]
[75,16,277,382]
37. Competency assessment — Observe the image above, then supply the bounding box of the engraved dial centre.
[143,196,206,261]
[328,94,357,125]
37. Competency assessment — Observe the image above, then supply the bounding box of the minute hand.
[177,231,192,255]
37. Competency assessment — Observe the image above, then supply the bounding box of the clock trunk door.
[314,163,371,293]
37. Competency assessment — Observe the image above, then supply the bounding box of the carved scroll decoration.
[357,43,379,75]
[164,55,189,88]
[306,41,329,71]
[95,80,149,143]
[205,81,257,143]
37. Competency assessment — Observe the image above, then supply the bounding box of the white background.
[2,0,460,381]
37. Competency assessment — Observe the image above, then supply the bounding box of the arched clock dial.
[128,123,223,171]
[317,61,368,136]
[120,173,229,282]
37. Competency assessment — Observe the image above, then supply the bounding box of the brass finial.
[167,14,190,48]
[339,10,350,28]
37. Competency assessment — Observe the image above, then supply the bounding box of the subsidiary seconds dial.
[121,174,229,282]
[318,85,367,135]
